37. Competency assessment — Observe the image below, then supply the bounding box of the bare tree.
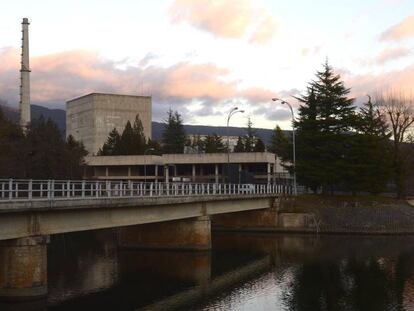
[375,92,414,197]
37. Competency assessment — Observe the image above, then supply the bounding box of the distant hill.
[1,105,289,145]
[1,104,66,134]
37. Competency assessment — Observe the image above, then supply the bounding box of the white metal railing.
[0,179,293,202]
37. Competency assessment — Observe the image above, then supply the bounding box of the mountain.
[1,105,289,145]
[1,104,66,133]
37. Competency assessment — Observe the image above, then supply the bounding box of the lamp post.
[226,107,244,183]
[144,148,155,183]
[272,98,297,196]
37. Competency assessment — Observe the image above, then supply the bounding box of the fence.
[0,179,293,202]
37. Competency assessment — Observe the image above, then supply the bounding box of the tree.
[98,128,121,155]
[376,93,414,197]
[294,61,359,193]
[269,125,289,159]
[162,109,186,154]
[234,136,245,152]
[25,117,68,179]
[65,135,88,179]
[347,96,393,193]
[203,133,227,153]
[253,137,265,152]
[0,106,26,178]
[132,113,147,154]
[243,117,256,152]
[118,121,135,155]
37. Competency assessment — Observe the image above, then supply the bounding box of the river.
[4,230,414,311]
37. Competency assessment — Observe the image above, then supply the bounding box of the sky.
[0,0,414,129]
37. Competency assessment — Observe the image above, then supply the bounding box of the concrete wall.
[66,93,152,155]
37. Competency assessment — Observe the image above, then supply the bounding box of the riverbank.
[214,195,414,235]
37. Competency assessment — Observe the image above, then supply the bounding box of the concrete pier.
[0,236,49,301]
[118,216,211,251]
[212,208,279,231]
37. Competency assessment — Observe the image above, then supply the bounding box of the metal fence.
[0,179,293,201]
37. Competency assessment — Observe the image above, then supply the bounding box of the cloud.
[375,46,411,64]
[169,0,277,44]
[343,64,414,99]
[0,47,275,121]
[380,15,414,41]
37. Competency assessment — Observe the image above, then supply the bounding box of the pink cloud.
[0,48,274,120]
[249,15,278,45]
[343,64,414,98]
[169,0,277,44]
[375,46,411,64]
[380,15,414,41]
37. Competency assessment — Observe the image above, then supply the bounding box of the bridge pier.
[0,236,49,301]
[118,216,211,251]
[212,208,279,231]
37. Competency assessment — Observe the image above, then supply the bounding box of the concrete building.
[84,152,290,184]
[66,93,152,155]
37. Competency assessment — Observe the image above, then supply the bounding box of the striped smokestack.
[19,17,31,129]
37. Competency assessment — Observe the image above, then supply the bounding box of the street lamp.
[272,98,297,196]
[226,107,244,183]
[144,148,155,183]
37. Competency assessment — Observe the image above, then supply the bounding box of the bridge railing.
[0,179,293,201]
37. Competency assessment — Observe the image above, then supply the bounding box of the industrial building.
[66,93,152,155]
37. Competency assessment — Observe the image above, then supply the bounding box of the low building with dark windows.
[84,152,291,185]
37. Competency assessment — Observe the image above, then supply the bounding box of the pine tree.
[65,135,88,179]
[204,133,226,153]
[98,128,121,155]
[294,61,359,192]
[162,109,186,154]
[348,96,393,193]
[25,117,67,179]
[253,138,265,152]
[269,125,289,159]
[243,117,256,152]
[118,121,135,155]
[132,114,146,154]
[234,136,245,152]
[0,106,26,178]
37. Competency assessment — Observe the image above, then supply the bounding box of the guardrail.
[0,179,292,201]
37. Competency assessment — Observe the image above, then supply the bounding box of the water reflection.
[5,230,414,311]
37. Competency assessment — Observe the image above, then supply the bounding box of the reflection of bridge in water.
[4,230,414,310]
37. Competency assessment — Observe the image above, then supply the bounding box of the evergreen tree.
[65,135,88,179]
[98,128,121,155]
[348,96,393,193]
[204,133,226,153]
[243,117,256,152]
[132,113,146,154]
[269,125,289,159]
[162,109,186,154]
[26,117,67,179]
[118,121,135,155]
[294,62,359,193]
[0,106,26,178]
[146,138,162,155]
[253,138,265,152]
[234,136,245,152]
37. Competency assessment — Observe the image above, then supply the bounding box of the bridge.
[0,179,290,301]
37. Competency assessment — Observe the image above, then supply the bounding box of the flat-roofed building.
[84,152,291,185]
[66,93,152,155]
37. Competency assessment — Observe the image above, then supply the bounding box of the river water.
[5,230,414,311]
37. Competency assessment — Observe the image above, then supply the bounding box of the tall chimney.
[19,17,30,129]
